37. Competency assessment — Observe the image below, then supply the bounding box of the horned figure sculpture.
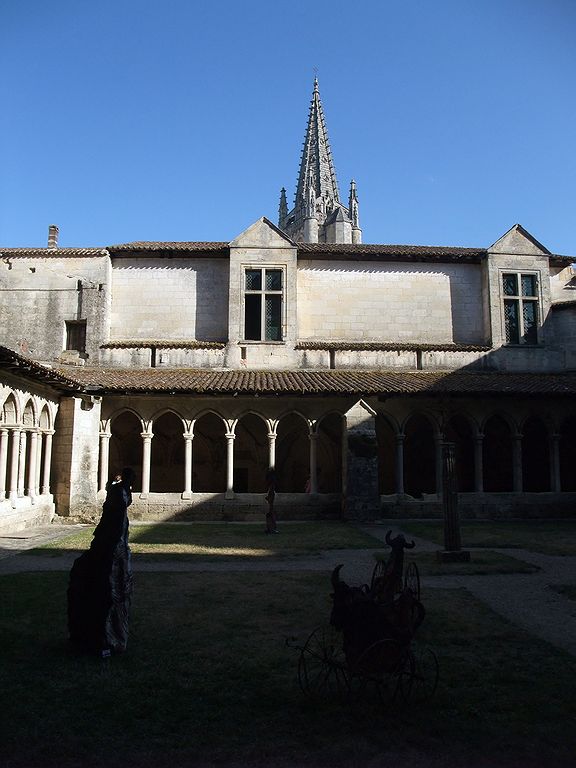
[330,564,425,667]
[374,531,416,602]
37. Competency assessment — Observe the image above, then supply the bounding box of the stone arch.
[193,411,226,492]
[109,410,143,489]
[317,411,343,492]
[444,412,475,492]
[559,413,576,492]
[521,416,550,492]
[403,412,436,497]
[22,399,35,428]
[276,412,310,492]
[150,410,185,492]
[1,392,18,425]
[483,414,513,492]
[234,413,268,492]
[375,412,398,495]
[39,404,51,430]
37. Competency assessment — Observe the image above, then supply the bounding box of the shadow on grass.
[399,520,576,556]
[1,570,575,768]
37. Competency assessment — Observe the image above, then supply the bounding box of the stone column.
[27,430,38,500]
[141,432,153,497]
[550,433,561,493]
[474,433,484,493]
[267,431,277,471]
[308,430,318,494]
[17,430,27,497]
[34,431,43,495]
[512,432,523,492]
[0,429,9,500]
[98,431,111,492]
[438,442,470,562]
[9,429,20,503]
[434,434,444,497]
[395,433,405,495]
[41,430,54,495]
[183,432,194,498]
[225,431,235,499]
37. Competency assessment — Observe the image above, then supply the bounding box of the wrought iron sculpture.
[290,532,438,708]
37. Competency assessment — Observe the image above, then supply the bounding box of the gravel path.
[2,521,576,658]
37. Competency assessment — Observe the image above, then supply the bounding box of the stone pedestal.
[344,401,380,519]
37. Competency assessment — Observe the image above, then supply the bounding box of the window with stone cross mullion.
[502,272,539,345]
[244,268,283,341]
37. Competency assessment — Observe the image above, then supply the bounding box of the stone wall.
[0,254,110,363]
[52,395,101,518]
[110,257,229,342]
[296,260,485,344]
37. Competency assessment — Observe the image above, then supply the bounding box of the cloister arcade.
[99,407,344,498]
[0,387,58,506]
[97,398,576,503]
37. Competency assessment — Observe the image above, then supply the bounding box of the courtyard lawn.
[374,550,540,576]
[28,522,382,561]
[397,519,576,556]
[1,570,575,768]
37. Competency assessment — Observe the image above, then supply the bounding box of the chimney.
[47,224,59,249]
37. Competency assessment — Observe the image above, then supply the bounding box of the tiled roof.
[297,242,487,261]
[0,346,83,391]
[52,367,576,396]
[101,340,227,349]
[296,340,491,352]
[0,247,108,257]
[107,241,229,255]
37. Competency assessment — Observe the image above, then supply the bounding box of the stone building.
[1,80,576,532]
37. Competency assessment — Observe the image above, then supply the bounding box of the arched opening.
[276,414,309,492]
[559,414,576,492]
[193,413,226,492]
[1,394,18,495]
[317,413,343,492]
[109,411,142,491]
[404,414,436,497]
[444,414,475,492]
[376,414,396,495]
[522,417,550,492]
[150,412,184,492]
[234,414,268,493]
[38,406,51,494]
[22,401,35,496]
[483,415,513,492]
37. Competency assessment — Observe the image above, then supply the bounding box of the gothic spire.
[278,187,288,229]
[294,78,340,210]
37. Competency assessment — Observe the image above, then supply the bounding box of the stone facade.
[1,82,575,528]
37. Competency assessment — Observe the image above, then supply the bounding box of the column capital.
[140,431,154,441]
[183,432,194,441]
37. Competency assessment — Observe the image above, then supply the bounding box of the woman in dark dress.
[68,467,135,655]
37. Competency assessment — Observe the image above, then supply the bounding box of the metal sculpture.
[290,533,438,709]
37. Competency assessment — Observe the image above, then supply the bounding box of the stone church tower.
[278,79,362,244]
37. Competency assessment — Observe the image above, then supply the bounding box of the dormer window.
[502,272,539,345]
[244,268,283,342]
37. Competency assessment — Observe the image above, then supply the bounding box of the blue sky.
[1,0,575,254]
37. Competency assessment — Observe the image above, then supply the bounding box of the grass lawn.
[1,570,575,768]
[398,520,576,556]
[550,584,576,601]
[374,550,540,576]
[28,522,381,561]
